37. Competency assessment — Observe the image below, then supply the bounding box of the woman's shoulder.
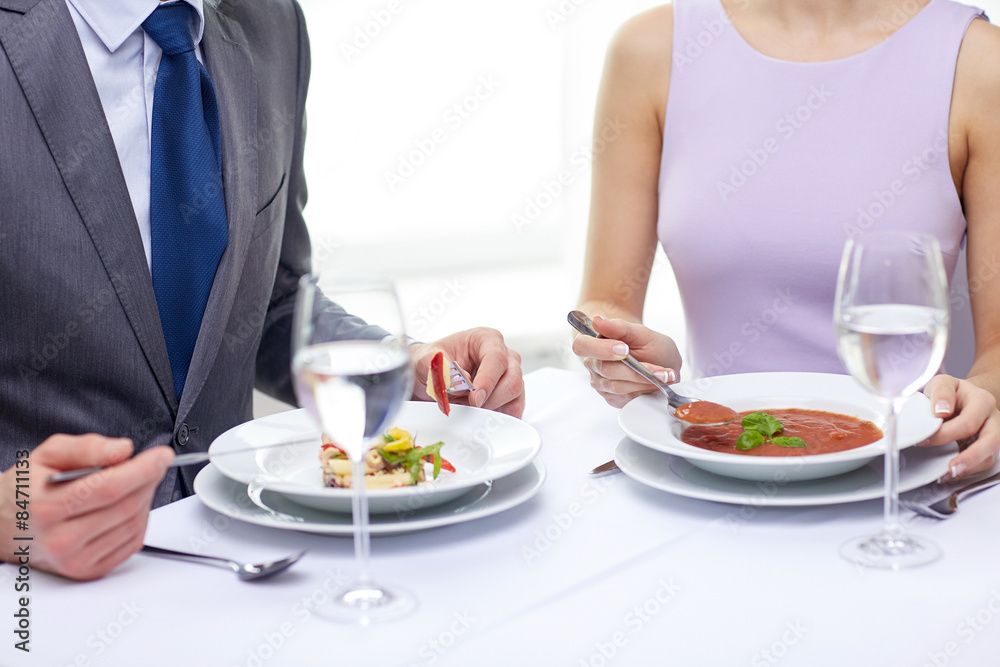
[954,18,1000,125]
[958,16,1000,72]
[605,4,674,72]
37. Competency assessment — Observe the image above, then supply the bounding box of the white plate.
[194,460,546,535]
[209,404,542,513]
[618,372,942,482]
[615,437,954,506]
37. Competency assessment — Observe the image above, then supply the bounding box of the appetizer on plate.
[320,427,455,489]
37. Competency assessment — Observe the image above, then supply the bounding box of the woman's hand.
[571,315,682,408]
[923,374,1000,481]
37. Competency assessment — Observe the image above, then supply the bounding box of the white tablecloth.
[5,368,1000,667]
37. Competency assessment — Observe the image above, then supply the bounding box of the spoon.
[140,545,306,581]
[567,310,737,426]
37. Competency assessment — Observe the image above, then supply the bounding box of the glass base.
[316,580,417,625]
[840,531,942,570]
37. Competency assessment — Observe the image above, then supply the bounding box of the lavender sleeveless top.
[658,0,982,379]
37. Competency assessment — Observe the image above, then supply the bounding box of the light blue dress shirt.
[65,0,205,271]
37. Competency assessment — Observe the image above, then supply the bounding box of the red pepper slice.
[428,350,451,416]
[423,453,456,473]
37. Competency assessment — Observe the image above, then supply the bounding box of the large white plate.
[209,404,541,513]
[618,372,942,482]
[615,437,955,506]
[193,460,546,535]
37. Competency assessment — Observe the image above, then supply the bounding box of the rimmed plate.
[615,437,954,506]
[193,460,546,535]
[209,403,541,513]
[619,372,941,482]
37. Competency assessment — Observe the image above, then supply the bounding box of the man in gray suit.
[0,0,523,579]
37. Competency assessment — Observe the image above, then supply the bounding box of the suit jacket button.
[176,423,190,447]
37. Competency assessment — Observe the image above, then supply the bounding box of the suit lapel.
[0,0,178,413]
[0,0,37,13]
[177,4,258,421]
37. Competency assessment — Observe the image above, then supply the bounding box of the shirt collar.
[66,0,205,52]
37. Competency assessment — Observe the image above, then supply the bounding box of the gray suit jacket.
[0,0,377,505]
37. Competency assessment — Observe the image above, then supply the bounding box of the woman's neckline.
[716,0,936,65]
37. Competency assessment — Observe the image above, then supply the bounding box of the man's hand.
[0,435,174,581]
[411,328,524,417]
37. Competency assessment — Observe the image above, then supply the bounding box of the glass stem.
[352,453,372,585]
[882,398,904,542]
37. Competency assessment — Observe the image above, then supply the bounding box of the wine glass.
[834,230,949,569]
[291,272,417,622]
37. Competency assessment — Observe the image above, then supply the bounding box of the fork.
[46,435,315,483]
[901,470,1000,519]
[447,360,473,396]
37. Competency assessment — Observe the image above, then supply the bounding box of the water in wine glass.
[293,340,411,460]
[837,304,948,398]
[291,272,417,622]
[834,230,949,570]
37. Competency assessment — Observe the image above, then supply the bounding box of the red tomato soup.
[674,401,738,424]
[681,409,882,457]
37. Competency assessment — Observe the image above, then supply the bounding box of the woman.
[573,0,1000,480]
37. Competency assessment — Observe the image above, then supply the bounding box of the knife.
[45,436,317,483]
[588,459,621,477]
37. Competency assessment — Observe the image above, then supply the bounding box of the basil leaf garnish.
[772,436,807,448]
[379,441,446,483]
[735,431,766,451]
[741,412,784,437]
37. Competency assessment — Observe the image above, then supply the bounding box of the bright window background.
[257,0,999,413]
[296,0,677,372]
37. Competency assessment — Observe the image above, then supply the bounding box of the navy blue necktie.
[143,4,228,401]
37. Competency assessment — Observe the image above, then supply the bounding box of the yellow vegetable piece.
[382,427,413,452]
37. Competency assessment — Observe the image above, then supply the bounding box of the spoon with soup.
[567,310,737,426]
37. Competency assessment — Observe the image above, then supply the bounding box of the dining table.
[5,367,1000,667]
